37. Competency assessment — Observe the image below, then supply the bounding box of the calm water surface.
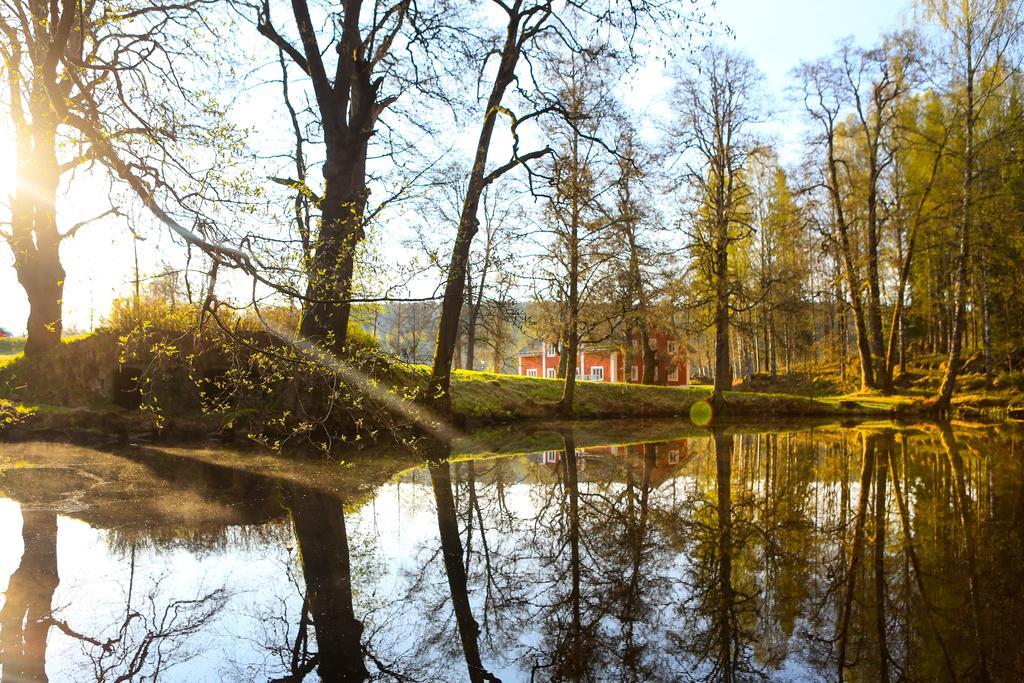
[0,421,1022,682]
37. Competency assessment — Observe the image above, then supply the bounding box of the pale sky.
[0,0,912,336]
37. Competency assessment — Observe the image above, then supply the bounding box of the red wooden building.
[517,331,691,386]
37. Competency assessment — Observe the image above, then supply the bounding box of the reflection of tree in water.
[0,505,227,683]
[0,510,58,683]
[248,426,1024,681]
[264,481,419,683]
[522,433,694,681]
[346,426,1024,681]
[668,429,765,681]
[429,459,501,682]
[791,427,1024,682]
[9,426,1019,681]
[396,453,531,681]
[283,484,370,682]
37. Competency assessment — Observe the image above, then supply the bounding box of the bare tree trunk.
[825,123,876,390]
[937,45,974,416]
[557,338,569,379]
[298,152,367,354]
[640,326,657,385]
[885,237,917,390]
[836,227,876,390]
[866,160,887,377]
[465,305,479,371]
[713,216,732,403]
[429,9,542,414]
[981,248,992,388]
[559,236,580,416]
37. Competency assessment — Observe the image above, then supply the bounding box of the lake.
[0,420,1022,681]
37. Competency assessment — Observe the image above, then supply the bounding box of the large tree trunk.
[15,229,65,357]
[9,92,64,356]
[298,147,368,355]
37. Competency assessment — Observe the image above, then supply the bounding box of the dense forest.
[2,0,1024,423]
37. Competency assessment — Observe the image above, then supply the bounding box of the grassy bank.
[0,336,25,358]
[445,369,900,421]
[1,331,1013,444]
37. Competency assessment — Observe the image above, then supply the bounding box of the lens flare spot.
[690,400,713,427]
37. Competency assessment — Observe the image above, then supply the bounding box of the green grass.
[444,369,895,422]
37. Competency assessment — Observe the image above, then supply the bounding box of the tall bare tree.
[428,0,694,415]
[920,0,1024,415]
[673,45,763,403]
[799,58,878,390]
[1,0,227,354]
[839,36,917,391]
[251,0,449,354]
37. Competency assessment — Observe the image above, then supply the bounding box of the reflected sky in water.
[0,422,1022,682]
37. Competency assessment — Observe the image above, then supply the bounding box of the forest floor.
[732,355,1024,420]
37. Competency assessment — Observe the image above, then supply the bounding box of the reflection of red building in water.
[531,440,692,486]
[517,331,692,386]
